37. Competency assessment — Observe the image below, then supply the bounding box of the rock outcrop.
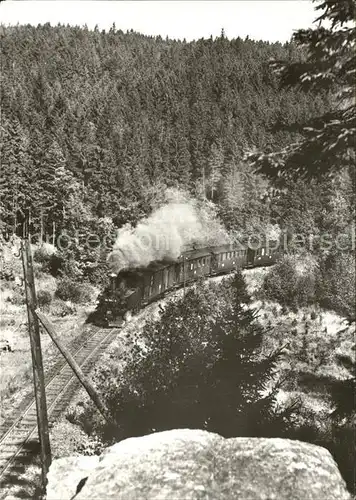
[46,429,351,500]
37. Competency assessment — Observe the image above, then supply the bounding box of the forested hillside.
[1,24,331,238]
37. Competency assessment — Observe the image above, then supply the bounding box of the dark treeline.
[1,23,333,238]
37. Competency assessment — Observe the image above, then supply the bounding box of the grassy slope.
[245,268,354,430]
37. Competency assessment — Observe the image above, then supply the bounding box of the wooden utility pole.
[35,311,113,425]
[21,235,51,492]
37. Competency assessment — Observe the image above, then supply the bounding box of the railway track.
[0,326,118,490]
[0,267,267,496]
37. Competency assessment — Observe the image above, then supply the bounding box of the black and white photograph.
[0,0,355,498]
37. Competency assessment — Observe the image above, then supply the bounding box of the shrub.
[55,278,93,304]
[0,238,23,282]
[33,244,63,277]
[50,299,77,317]
[263,256,316,310]
[50,419,103,459]
[83,260,110,288]
[6,288,26,305]
[33,243,57,263]
[37,289,52,308]
[316,252,355,319]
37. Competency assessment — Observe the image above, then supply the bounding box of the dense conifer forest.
[1,23,333,237]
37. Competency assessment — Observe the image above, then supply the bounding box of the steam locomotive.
[91,240,280,326]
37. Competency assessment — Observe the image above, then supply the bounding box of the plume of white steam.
[108,190,230,274]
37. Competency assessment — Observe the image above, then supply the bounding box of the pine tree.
[95,272,293,441]
[0,117,32,234]
[207,141,224,201]
[248,0,355,181]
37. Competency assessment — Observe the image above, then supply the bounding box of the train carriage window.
[261,248,265,256]
[190,263,193,270]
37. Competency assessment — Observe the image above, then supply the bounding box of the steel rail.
[0,327,118,482]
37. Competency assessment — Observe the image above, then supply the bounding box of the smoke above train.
[108,191,230,274]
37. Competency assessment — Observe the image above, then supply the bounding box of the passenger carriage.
[210,244,247,274]
[93,240,282,326]
[177,248,212,284]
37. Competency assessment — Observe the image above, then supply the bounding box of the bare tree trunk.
[40,211,44,245]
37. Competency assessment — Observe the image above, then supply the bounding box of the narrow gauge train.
[92,241,280,326]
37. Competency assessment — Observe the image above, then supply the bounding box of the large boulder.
[46,429,351,500]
